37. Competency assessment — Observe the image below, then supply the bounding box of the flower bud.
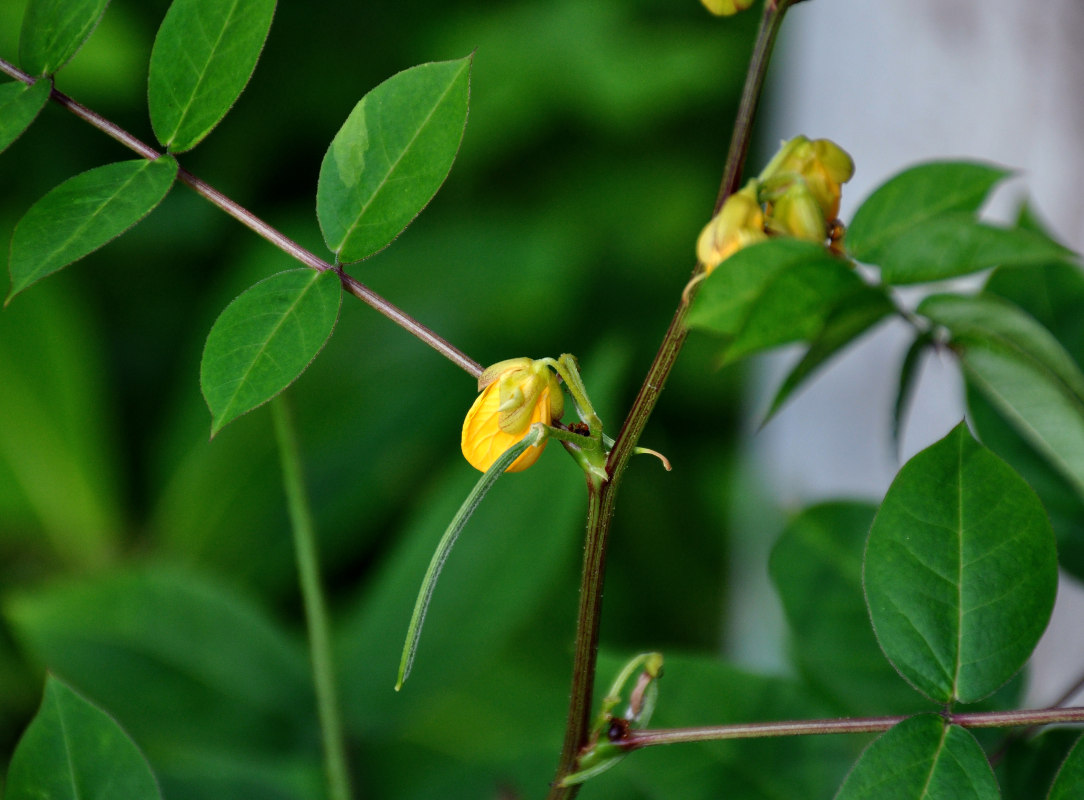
[461,358,564,473]
[696,183,768,274]
[759,136,854,221]
[765,180,828,242]
[700,0,756,15]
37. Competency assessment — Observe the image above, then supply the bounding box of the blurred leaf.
[317,56,472,263]
[686,238,864,362]
[335,451,583,735]
[1048,734,1084,800]
[920,292,1084,501]
[3,566,315,760]
[764,286,894,422]
[846,161,1007,264]
[770,502,929,715]
[200,268,341,436]
[6,675,161,800]
[875,215,1073,285]
[148,0,276,152]
[864,422,1057,703]
[606,654,857,800]
[0,280,122,566]
[892,331,933,453]
[18,0,110,76]
[996,729,1081,800]
[0,79,51,153]
[7,155,178,302]
[834,715,998,800]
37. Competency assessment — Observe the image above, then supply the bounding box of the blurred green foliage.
[0,1,787,796]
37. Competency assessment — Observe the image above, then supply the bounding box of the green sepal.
[396,424,548,690]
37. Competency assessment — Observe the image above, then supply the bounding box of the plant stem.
[271,395,353,800]
[546,3,796,796]
[619,706,1084,750]
[0,57,482,380]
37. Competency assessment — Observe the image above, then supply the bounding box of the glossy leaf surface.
[3,566,314,756]
[864,423,1057,703]
[201,268,341,436]
[846,161,1006,264]
[148,0,276,152]
[6,675,161,800]
[920,292,1084,499]
[317,56,471,263]
[0,79,51,153]
[687,238,864,362]
[835,715,998,800]
[18,0,110,76]
[7,156,178,301]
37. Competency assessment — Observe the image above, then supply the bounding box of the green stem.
[271,396,353,800]
[546,3,796,796]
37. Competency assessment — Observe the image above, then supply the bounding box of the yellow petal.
[461,380,551,473]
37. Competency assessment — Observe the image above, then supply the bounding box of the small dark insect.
[607,717,631,742]
[568,422,590,436]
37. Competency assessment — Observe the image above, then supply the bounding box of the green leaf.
[18,0,110,76]
[200,268,341,436]
[317,56,472,263]
[764,286,894,422]
[0,281,123,567]
[834,715,999,800]
[770,503,930,715]
[995,729,1080,800]
[148,0,276,152]
[3,566,314,757]
[864,422,1057,703]
[1049,734,1084,800]
[7,156,178,302]
[892,332,933,453]
[875,214,1073,285]
[6,675,162,800]
[846,161,1007,264]
[0,79,51,153]
[920,292,1084,499]
[686,238,865,362]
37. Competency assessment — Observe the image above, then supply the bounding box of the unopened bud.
[766,181,828,242]
[696,183,768,274]
[700,0,756,15]
[760,135,854,221]
[462,358,564,472]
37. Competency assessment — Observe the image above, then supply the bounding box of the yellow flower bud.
[766,180,828,242]
[700,0,756,15]
[759,136,854,221]
[696,183,768,274]
[461,358,564,473]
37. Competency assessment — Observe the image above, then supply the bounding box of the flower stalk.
[546,1,800,795]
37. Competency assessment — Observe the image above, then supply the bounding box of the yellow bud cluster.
[461,358,564,473]
[694,136,853,277]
